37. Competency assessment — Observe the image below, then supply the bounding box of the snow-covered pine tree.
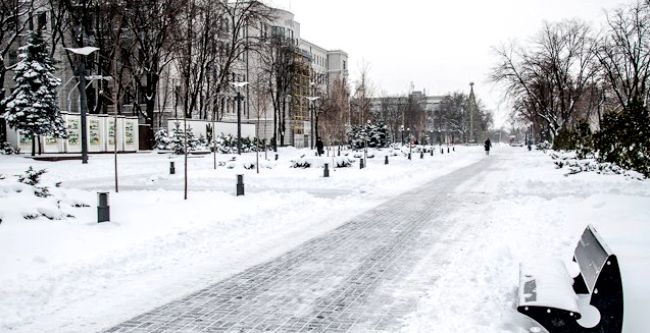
[154,128,170,150]
[2,30,66,156]
[170,122,185,154]
[185,126,199,151]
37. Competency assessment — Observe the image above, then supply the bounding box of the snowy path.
[104,156,492,333]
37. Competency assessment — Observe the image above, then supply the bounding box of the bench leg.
[588,255,624,333]
[518,306,580,333]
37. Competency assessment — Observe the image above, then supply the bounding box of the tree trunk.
[31,135,35,156]
[280,97,286,146]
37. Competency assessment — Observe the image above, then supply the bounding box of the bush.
[17,166,46,186]
[290,159,311,168]
[536,141,551,151]
[1,142,19,155]
[214,133,260,154]
[347,121,389,149]
[16,167,51,198]
[594,101,650,177]
[552,121,593,158]
[334,157,355,168]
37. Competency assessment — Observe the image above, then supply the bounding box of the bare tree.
[208,0,271,120]
[596,0,650,109]
[491,20,599,141]
[350,61,373,126]
[124,0,182,125]
[373,93,406,143]
[259,32,297,149]
[320,77,350,145]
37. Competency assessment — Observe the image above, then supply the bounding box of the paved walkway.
[105,157,491,333]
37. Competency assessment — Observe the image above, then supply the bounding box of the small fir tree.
[185,126,199,151]
[2,30,66,155]
[170,122,186,154]
[154,128,170,150]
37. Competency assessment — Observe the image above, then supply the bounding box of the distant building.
[370,91,444,144]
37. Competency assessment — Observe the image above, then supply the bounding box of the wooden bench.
[517,225,623,333]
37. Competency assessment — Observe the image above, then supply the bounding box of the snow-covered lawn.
[1,145,648,332]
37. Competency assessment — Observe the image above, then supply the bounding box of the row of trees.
[0,0,298,139]
[370,90,492,145]
[491,0,650,175]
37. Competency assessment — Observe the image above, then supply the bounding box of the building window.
[37,12,47,31]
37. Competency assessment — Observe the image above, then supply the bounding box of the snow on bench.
[518,260,580,315]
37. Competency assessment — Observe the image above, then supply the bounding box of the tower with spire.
[468,82,477,143]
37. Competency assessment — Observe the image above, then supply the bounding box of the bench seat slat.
[518,260,580,314]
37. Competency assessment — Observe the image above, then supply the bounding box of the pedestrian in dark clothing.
[316,138,324,156]
[484,138,492,156]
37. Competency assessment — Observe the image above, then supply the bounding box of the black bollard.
[170,161,175,175]
[408,153,412,160]
[324,163,330,178]
[97,192,110,223]
[360,158,365,169]
[430,149,434,156]
[453,146,455,152]
[441,148,444,154]
[447,147,450,153]
[275,154,279,161]
[236,175,245,196]
[420,151,424,159]
[338,148,341,156]
[385,155,389,165]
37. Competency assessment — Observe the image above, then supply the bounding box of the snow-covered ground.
[0,145,648,332]
[0,146,481,332]
[400,146,650,332]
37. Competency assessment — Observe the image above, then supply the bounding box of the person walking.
[484,138,492,156]
[316,138,324,156]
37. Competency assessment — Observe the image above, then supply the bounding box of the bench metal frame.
[517,225,624,333]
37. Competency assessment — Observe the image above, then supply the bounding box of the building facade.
[1,3,348,151]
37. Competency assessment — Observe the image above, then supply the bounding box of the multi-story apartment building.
[1,3,348,151]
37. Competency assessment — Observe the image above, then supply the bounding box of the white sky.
[268,0,624,128]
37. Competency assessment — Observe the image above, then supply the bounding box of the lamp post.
[400,125,405,145]
[407,127,412,159]
[305,96,320,150]
[286,94,292,146]
[230,82,249,155]
[65,47,99,164]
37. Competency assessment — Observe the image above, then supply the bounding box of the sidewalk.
[104,157,491,333]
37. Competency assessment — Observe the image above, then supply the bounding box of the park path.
[104,155,493,333]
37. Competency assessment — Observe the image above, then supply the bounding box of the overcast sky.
[268,0,623,128]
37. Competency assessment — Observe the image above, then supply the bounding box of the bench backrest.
[573,225,615,294]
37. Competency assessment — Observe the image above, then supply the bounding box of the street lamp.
[65,46,99,164]
[305,96,320,150]
[407,127,412,160]
[285,94,292,146]
[230,81,249,155]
